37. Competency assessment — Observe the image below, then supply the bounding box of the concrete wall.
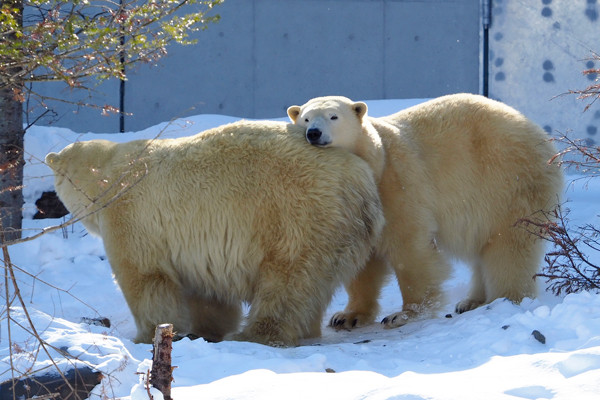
[32,0,481,133]
[489,0,599,145]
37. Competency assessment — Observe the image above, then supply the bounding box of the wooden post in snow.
[150,323,174,400]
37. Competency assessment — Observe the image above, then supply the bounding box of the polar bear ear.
[287,105,301,123]
[352,102,368,120]
[45,152,60,168]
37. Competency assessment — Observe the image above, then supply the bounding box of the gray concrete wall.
[32,0,481,133]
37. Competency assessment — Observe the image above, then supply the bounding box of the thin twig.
[1,222,79,397]
[3,233,16,400]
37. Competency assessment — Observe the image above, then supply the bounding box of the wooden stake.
[150,324,174,400]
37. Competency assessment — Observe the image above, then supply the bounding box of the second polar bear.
[288,94,563,329]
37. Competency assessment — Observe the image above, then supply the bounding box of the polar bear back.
[46,120,383,303]
[377,93,561,258]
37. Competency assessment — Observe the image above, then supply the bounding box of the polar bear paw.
[329,311,375,330]
[229,331,288,348]
[455,298,485,314]
[380,309,419,328]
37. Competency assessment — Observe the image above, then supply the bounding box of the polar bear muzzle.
[306,127,330,146]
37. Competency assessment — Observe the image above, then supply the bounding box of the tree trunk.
[0,0,24,243]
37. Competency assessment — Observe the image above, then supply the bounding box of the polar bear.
[45,120,384,346]
[288,94,563,329]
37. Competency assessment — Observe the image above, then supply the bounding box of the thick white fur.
[46,120,384,346]
[288,94,564,328]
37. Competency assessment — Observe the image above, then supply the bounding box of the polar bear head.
[46,141,110,208]
[287,96,368,151]
[45,139,130,235]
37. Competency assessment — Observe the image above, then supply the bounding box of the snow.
[2,98,600,399]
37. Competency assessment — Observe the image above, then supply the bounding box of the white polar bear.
[46,120,384,346]
[288,94,564,329]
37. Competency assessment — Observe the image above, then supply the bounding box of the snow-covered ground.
[2,99,600,399]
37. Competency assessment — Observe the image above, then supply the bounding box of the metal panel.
[253,0,386,116]
[384,1,480,98]
[125,1,255,125]
[488,0,599,144]
[31,0,481,132]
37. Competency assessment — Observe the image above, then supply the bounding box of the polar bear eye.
[304,118,309,123]
[330,115,338,120]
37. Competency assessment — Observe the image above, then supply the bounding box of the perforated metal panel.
[489,0,599,145]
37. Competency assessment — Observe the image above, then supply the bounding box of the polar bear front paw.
[380,309,418,328]
[455,298,485,314]
[229,332,284,347]
[329,311,374,330]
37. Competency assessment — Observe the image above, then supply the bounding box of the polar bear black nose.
[306,128,322,143]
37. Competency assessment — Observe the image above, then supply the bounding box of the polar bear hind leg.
[456,225,543,313]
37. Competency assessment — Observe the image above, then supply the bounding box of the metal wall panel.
[488,0,599,145]
[384,1,480,98]
[32,0,481,133]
